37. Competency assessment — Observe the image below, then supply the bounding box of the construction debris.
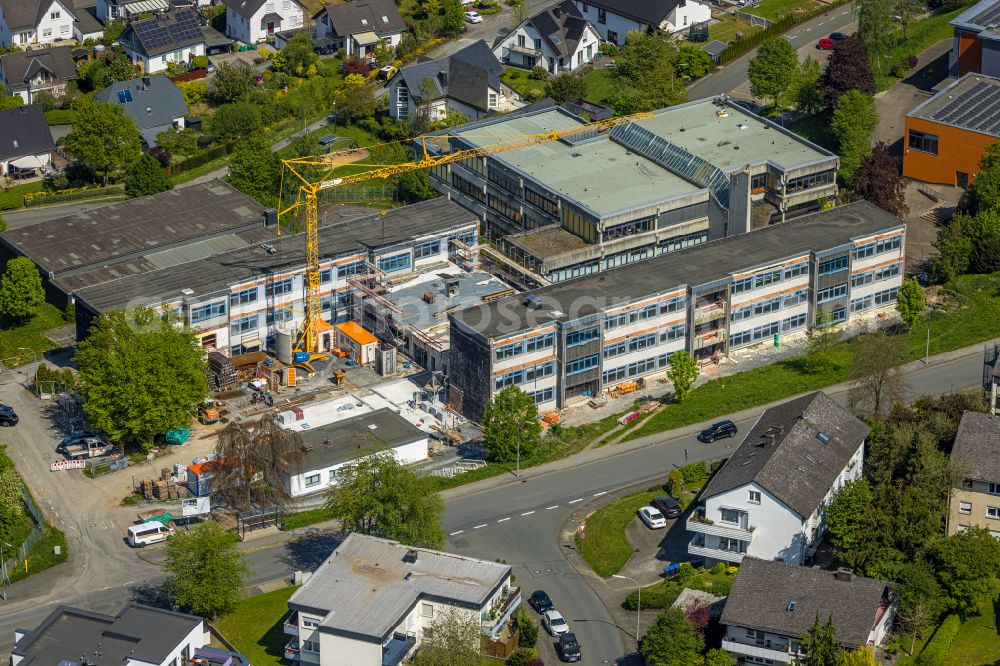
[206,352,238,392]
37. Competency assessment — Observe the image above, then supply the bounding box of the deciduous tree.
[213,413,305,511]
[0,446,29,547]
[227,134,281,206]
[334,73,377,120]
[283,33,318,76]
[793,55,824,115]
[442,0,466,36]
[106,56,138,84]
[0,256,45,324]
[608,31,686,114]
[895,278,926,328]
[831,90,878,182]
[0,82,23,109]
[930,526,1000,618]
[747,38,799,107]
[413,607,485,666]
[856,0,896,74]
[211,61,255,103]
[850,142,908,216]
[666,351,699,402]
[825,479,875,568]
[544,73,586,104]
[125,153,172,198]
[513,606,538,648]
[209,100,264,140]
[676,44,715,80]
[800,615,839,666]
[64,102,141,184]
[482,386,541,463]
[640,607,704,666]
[704,649,738,666]
[163,522,249,619]
[970,209,1000,273]
[839,646,876,666]
[848,331,907,419]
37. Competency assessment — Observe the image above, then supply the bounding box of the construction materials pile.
[207,352,238,392]
[139,468,188,501]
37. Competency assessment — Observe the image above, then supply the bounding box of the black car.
[697,420,737,442]
[529,590,554,613]
[830,31,849,41]
[651,495,682,519]
[0,405,18,427]
[558,632,582,662]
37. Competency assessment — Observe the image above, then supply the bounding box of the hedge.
[0,189,24,210]
[916,614,961,666]
[163,141,237,177]
[44,109,78,125]
[23,185,124,207]
[718,0,851,65]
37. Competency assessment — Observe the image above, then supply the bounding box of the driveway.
[617,513,690,587]
[873,38,952,154]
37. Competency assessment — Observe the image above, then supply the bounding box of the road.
[429,0,556,58]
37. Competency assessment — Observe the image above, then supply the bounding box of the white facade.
[226,0,305,44]
[688,443,864,565]
[284,438,428,498]
[0,151,51,177]
[0,0,75,48]
[574,0,710,40]
[312,12,403,58]
[493,20,600,72]
[125,42,206,74]
[388,77,505,123]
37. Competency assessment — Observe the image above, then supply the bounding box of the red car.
[817,37,835,49]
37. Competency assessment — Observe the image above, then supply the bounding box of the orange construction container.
[542,411,560,424]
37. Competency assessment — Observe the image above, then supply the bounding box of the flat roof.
[74,198,477,313]
[295,408,426,472]
[505,224,589,260]
[451,200,905,339]
[387,269,510,333]
[0,180,266,275]
[289,533,510,640]
[907,73,1000,137]
[951,0,1000,37]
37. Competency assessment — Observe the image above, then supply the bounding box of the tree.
[930,526,1000,618]
[155,127,199,158]
[211,61,255,103]
[103,18,125,43]
[848,331,907,419]
[64,102,141,185]
[0,257,45,324]
[163,522,249,619]
[640,607,704,666]
[839,647,876,666]
[75,308,207,448]
[609,31,686,114]
[704,649,738,666]
[125,153,172,198]
[666,351,698,402]
[800,615,839,666]
[803,310,849,374]
[283,33,319,76]
[895,278,926,328]
[325,452,445,548]
[544,73,586,104]
[481,386,541,463]
[209,100,264,140]
[856,0,896,74]
[831,90,878,182]
[396,168,439,203]
[334,73,377,120]
[213,413,305,511]
[822,37,876,109]
[930,213,974,283]
[513,606,538,648]
[178,80,207,106]
[32,89,57,111]
[895,560,945,654]
[0,81,23,109]
[106,56,138,84]
[0,446,29,546]
[747,38,799,107]
[442,0,466,36]
[676,44,715,80]
[851,142,908,216]
[970,209,1000,273]
[793,55,824,115]
[413,606,484,666]
[227,135,281,206]
[824,479,874,567]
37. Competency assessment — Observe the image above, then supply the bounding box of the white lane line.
[450,530,464,535]
[546,505,559,510]
[593,491,607,497]
[568,498,584,504]
[473,524,487,529]
[521,511,535,516]
[497,517,510,523]
[804,26,813,31]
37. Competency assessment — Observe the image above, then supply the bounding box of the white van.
[127,522,175,547]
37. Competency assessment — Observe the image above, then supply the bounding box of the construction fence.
[2,486,47,585]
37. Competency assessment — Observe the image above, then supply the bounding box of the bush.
[34,364,76,393]
[23,184,124,207]
[600,42,619,57]
[680,461,709,487]
[191,55,209,69]
[506,647,538,666]
[667,468,684,497]
[916,615,961,666]
[513,606,538,648]
[890,54,919,77]
[529,66,548,80]
[625,582,683,610]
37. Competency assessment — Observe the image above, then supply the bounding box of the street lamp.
[515,439,520,478]
[16,348,37,394]
[613,574,641,647]
[923,307,942,365]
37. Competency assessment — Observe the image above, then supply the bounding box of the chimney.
[264,209,278,226]
[553,6,561,17]
[835,568,854,582]
[403,548,419,564]
[437,69,448,88]
[142,76,151,87]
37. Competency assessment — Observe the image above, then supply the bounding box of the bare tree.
[213,412,304,511]
[896,597,933,655]
[848,331,908,419]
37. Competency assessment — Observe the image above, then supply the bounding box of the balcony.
[694,305,727,325]
[285,638,299,661]
[686,510,754,541]
[693,330,726,350]
[508,44,542,57]
[383,632,417,666]
[722,638,795,663]
[283,611,299,636]
[689,535,746,563]
[482,586,522,639]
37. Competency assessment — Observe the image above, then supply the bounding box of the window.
[269,278,294,297]
[908,129,938,155]
[328,469,339,483]
[604,312,627,329]
[525,332,554,353]
[230,314,259,335]
[850,295,872,313]
[853,235,902,260]
[719,537,748,553]
[494,369,522,390]
[302,616,320,629]
[873,287,898,306]
[422,603,434,618]
[449,231,477,251]
[379,252,411,273]
[489,168,519,194]
[852,271,874,288]
[414,240,441,259]
[566,327,599,347]
[783,289,809,308]
[732,276,753,294]
[302,640,319,653]
[452,173,485,203]
[565,354,599,375]
[659,296,685,315]
[784,261,809,280]
[875,263,901,281]
[818,256,849,276]
[495,341,523,361]
[489,92,499,108]
[190,301,226,323]
[661,323,686,342]
[990,483,1000,496]
[231,287,258,307]
[598,8,606,23]
[534,38,542,50]
[527,387,554,405]
[731,305,753,322]
[489,194,520,221]
[782,313,807,331]
[337,260,365,278]
[748,490,761,504]
[51,10,61,18]
[746,629,759,639]
[988,506,1000,519]
[730,321,780,348]
[304,474,321,487]
[524,187,558,216]
[753,297,781,316]
[524,361,554,382]
[602,218,654,242]
[517,34,525,47]
[754,269,782,290]
[320,269,332,284]
[816,283,848,303]
[42,28,52,37]
[603,340,627,358]
[785,170,834,193]
[720,508,742,524]
[751,172,768,191]
[959,501,972,515]
[628,333,657,352]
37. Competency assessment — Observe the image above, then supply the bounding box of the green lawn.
[502,66,546,99]
[708,14,764,44]
[750,0,822,22]
[0,181,44,211]
[0,303,66,363]
[943,611,1000,666]
[215,586,299,666]
[623,566,736,610]
[875,6,969,90]
[787,111,836,151]
[582,68,615,105]
[281,508,331,530]
[575,488,661,577]
[8,527,68,584]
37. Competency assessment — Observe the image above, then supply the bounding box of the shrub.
[34,364,76,393]
[191,55,209,69]
[890,55,919,77]
[625,582,683,610]
[513,606,538,648]
[711,561,727,575]
[529,66,548,80]
[680,461,709,487]
[916,615,961,666]
[506,647,538,666]
[667,468,684,497]
[343,56,370,77]
[600,42,619,57]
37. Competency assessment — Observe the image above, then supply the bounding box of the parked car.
[651,495,682,519]
[464,10,483,23]
[697,420,737,442]
[529,589,554,613]
[377,65,398,82]
[638,506,667,529]
[558,632,582,662]
[830,31,849,41]
[817,37,835,49]
[0,404,17,427]
[542,609,569,636]
[57,434,112,459]
[126,522,175,547]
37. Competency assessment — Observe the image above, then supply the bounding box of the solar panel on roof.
[117,89,133,103]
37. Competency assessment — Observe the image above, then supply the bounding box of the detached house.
[313,0,406,59]
[574,0,711,42]
[223,0,306,45]
[94,76,188,147]
[688,392,869,565]
[0,45,76,104]
[720,558,895,665]
[119,8,206,74]
[0,104,55,178]
[494,0,600,73]
[389,40,516,123]
[947,411,1000,536]
[0,0,77,48]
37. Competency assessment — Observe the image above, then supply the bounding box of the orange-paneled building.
[948,0,1000,77]
[902,73,1000,187]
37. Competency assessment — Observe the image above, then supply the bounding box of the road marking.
[473,524,487,529]
[497,517,510,523]
[521,511,535,516]
[593,491,607,496]
[546,505,559,510]
[450,530,464,535]
[804,26,812,31]
[568,498,583,504]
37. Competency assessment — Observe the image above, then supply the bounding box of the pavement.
[873,38,952,154]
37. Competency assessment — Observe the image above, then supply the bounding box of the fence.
[2,486,46,584]
[718,0,851,65]
[736,11,773,27]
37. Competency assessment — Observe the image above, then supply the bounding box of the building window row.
[230,314,259,335]
[565,354,599,376]
[494,360,555,390]
[733,266,784,294]
[783,312,807,331]
[602,218,654,242]
[452,173,485,203]
[605,299,681,330]
[231,287,258,307]
[566,326,600,347]
[489,194,521,221]
[816,283,848,303]
[874,286,899,306]
[818,256,849,276]
[785,170,835,193]
[526,387,554,405]
[657,231,707,254]
[730,320,780,348]
[337,260,365,279]
[379,252,411,273]
[602,352,675,385]
[853,235,902,260]
[494,331,555,361]
[448,230,477,251]
[414,240,441,259]
[190,301,226,323]
[488,168,520,194]
[524,186,558,216]
[661,323,686,342]
[549,260,599,282]
[908,129,938,155]
[269,278,294,297]
[784,261,809,280]
[851,262,901,287]
[818,305,847,327]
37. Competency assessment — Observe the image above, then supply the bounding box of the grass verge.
[575,488,661,577]
[282,508,331,530]
[582,68,615,104]
[623,566,735,610]
[0,181,44,211]
[0,303,67,362]
[751,0,822,22]
[8,527,68,584]
[215,586,299,666]
[874,6,968,90]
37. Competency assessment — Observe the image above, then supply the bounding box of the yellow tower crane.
[278,111,655,353]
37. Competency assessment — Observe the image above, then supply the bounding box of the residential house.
[949,0,1000,76]
[388,40,515,123]
[94,75,188,146]
[11,603,206,666]
[223,0,306,45]
[720,558,895,665]
[312,0,406,58]
[947,411,1000,536]
[0,45,76,104]
[96,0,213,22]
[574,0,711,41]
[494,0,600,73]
[284,533,519,665]
[72,4,104,43]
[688,391,869,565]
[0,0,77,48]
[118,8,206,74]
[0,104,56,178]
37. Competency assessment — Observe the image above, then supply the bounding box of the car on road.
[638,505,667,529]
[529,589,554,613]
[0,404,17,426]
[830,31,849,42]
[697,420,737,442]
[542,609,569,636]
[126,521,175,547]
[817,37,835,49]
[464,10,483,23]
[558,632,582,662]
[651,495,682,519]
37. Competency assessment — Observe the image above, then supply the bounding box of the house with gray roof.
[284,533,519,666]
[573,0,710,41]
[94,75,188,146]
[0,0,77,48]
[688,391,869,566]
[0,104,55,178]
[388,40,517,123]
[494,0,600,73]
[222,0,306,45]
[947,410,1000,535]
[0,45,77,104]
[720,558,895,664]
[313,0,406,59]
